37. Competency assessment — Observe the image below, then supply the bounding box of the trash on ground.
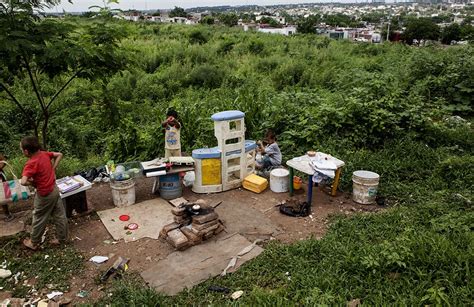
[0,268,12,279]
[89,256,109,264]
[221,239,262,276]
[208,285,231,293]
[279,199,310,217]
[46,291,63,300]
[221,257,237,276]
[76,290,88,298]
[231,290,244,300]
[100,256,129,282]
[183,171,195,187]
[127,223,138,230]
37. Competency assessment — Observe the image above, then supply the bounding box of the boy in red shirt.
[20,136,68,250]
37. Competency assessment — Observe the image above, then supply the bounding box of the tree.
[0,0,127,148]
[297,15,320,34]
[151,10,160,17]
[441,23,461,45]
[259,16,280,28]
[219,13,238,27]
[200,16,214,25]
[460,23,474,42]
[402,18,440,45]
[169,6,188,18]
[88,0,121,17]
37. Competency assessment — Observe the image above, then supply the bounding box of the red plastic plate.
[119,215,130,222]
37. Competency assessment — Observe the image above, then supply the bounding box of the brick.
[171,206,187,216]
[166,229,189,250]
[192,223,219,237]
[181,226,202,244]
[174,215,191,225]
[192,212,218,224]
[191,219,218,231]
[214,223,225,235]
[169,197,188,207]
[162,222,181,233]
[203,231,215,240]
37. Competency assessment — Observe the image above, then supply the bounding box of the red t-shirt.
[22,151,56,197]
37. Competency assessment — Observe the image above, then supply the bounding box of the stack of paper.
[140,158,167,176]
[57,176,83,193]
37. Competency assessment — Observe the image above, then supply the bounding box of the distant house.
[258,26,297,36]
[163,17,188,24]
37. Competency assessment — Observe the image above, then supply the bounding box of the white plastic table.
[286,153,345,206]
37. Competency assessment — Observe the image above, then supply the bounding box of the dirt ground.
[1,177,383,303]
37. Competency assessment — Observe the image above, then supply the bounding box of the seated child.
[0,154,14,222]
[256,129,282,171]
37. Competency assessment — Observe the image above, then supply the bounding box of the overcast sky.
[48,0,344,12]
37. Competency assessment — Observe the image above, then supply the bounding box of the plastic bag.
[183,171,195,187]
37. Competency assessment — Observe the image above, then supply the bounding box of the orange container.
[293,176,302,190]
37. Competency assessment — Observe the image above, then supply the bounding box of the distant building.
[257,26,297,36]
[164,17,188,24]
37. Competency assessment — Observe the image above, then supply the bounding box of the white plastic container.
[270,168,289,193]
[352,170,380,204]
[110,178,136,207]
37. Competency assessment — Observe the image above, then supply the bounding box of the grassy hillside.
[1,20,472,305]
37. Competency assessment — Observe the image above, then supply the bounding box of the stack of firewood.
[160,201,225,250]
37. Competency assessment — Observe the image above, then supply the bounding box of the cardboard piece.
[141,234,263,295]
[97,199,173,243]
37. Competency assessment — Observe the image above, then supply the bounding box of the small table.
[58,175,92,218]
[286,153,345,206]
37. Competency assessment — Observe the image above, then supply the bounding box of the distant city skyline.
[47,0,395,13]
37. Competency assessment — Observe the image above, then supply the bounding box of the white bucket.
[270,168,289,193]
[352,170,379,205]
[110,179,136,207]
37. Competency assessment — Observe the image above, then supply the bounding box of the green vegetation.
[0,2,473,304]
[0,234,84,297]
[100,134,473,305]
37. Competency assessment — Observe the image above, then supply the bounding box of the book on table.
[57,176,83,194]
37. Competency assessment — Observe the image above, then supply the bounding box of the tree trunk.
[41,112,49,150]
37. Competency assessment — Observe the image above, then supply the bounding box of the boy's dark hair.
[21,136,41,154]
[166,109,178,119]
[265,129,277,141]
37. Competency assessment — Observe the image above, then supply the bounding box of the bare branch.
[46,68,83,109]
[23,55,46,111]
[0,82,35,125]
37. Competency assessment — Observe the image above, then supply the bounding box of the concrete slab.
[141,233,263,295]
[97,198,173,243]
